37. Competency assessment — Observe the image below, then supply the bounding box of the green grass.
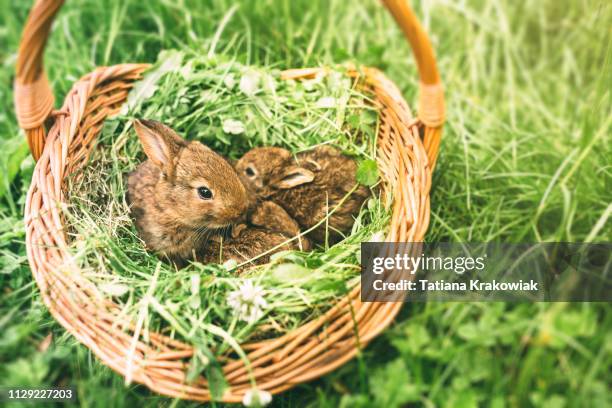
[0,0,610,407]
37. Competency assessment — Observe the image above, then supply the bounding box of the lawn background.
[0,0,610,407]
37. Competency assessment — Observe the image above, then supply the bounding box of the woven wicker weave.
[14,0,444,402]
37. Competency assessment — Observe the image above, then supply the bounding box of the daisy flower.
[315,96,337,108]
[242,388,272,407]
[223,119,246,135]
[227,280,268,324]
[239,70,260,96]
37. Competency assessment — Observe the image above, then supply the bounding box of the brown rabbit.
[201,201,310,265]
[234,145,370,244]
[127,119,248,264]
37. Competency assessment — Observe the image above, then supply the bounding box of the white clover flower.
[315,96,337,109]
[369,231,386,242]
[223,73,236,89]
[227,280,268,324]
[239,71,260,96]
[223,119,246,135]
[242,388,272,407]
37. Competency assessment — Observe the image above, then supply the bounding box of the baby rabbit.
[127,119,248,264]
[235,145,370,244]
[202,201,310,265]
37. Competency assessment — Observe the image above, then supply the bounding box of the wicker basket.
[14,0,444,403]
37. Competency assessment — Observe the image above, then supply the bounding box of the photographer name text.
[373,279,539,292]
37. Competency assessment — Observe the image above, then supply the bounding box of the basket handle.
[14,0,63,160]
[14,0,444,161]
[381,0,445,167]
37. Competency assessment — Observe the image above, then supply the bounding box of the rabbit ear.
[274,166,314,189]
[134,119,186,175]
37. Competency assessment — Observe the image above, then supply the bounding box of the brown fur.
[250,201,302,238]
[235,145,370,244]
[200,201,309,265]
[127,119,248,265]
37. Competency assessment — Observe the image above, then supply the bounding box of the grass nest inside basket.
[65,50,389,371]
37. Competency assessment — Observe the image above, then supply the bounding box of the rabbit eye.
[197,187,213,200]
[245,167,256,177]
